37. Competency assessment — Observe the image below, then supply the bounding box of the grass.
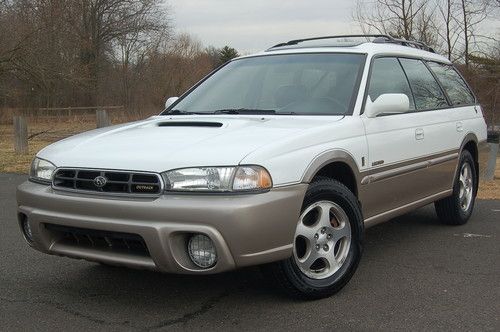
[0,119,97,173]
[1,119,499,199]
[477,157,500,200]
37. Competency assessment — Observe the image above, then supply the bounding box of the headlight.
[162,165,272,192]
[29,157,56,184]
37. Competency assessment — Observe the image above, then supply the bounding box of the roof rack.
[268,34,435,53]
[372,36,435,53]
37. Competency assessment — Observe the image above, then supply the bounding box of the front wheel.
[435,150,477,225]
[264,178,364,299]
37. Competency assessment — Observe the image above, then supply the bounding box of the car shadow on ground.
[10,203,497,330]
[39,205,444,303]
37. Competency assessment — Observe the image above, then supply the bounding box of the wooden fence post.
[13,116,28,154]
[96,109,110,128]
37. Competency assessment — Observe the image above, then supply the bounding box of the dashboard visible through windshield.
[162,53,366,116]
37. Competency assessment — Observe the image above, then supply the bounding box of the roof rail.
[372,36,435,53]
[268,34,435,53]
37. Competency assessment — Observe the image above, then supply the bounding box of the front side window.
[399,58,448,110]
[367,57,415,110]
[163,53,365,115]
[427,62,475,106]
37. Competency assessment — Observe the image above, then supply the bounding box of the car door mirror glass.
[365,93,410,118]
[165,96,179,109]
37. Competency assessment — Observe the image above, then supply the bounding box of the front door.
[360,56,457,219]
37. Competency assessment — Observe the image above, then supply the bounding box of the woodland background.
[0,0,498,124]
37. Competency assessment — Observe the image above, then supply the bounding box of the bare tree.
[115,5,172,107]
[455,0,491,67]
[414,3,439,48]
[354,0,496,64]
[0,0,179,110]
[437,0,462,60]
[0,1,72,107]
[205,45,222,68]
[66,0,169,104]
[354,0,429,40]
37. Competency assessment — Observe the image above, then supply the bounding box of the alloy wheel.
[293,200,351,279]
[458,162,473,212]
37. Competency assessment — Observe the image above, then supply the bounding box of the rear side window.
[427,62,475,106]
[368,57,415,110]
[399,58,448,110]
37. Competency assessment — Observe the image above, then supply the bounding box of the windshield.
[163,53,365,115]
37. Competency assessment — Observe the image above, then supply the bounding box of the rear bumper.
[16,181,307,274]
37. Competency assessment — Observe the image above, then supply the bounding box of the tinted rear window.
[427,62,475,106]
[399,58,448,110]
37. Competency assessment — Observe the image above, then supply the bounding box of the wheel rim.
[458,162,473,212]
[293,200,351,280]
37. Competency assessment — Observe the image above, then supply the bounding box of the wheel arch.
[301,150,361,197]
[458,133,479,191]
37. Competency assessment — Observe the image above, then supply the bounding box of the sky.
[168,0,361,53]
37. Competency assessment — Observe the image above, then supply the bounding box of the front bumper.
[16,181,307,274]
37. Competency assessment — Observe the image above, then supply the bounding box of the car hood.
[37,115,344,172]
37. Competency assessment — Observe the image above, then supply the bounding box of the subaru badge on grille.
[93,176,107,188]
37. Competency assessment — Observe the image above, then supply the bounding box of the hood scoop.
[157,121,223,128]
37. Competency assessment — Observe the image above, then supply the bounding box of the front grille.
[53,168,162,195]
[45,224,150,257]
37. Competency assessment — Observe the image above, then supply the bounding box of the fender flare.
[459,132,479,155]
[455,132,480,191]
[301,149,362,187]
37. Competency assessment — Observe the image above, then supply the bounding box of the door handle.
[415,128,424,140]
[456,122,464,132]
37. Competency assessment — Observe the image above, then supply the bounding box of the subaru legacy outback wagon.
[17,35,488,299]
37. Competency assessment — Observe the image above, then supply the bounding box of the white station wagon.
[17,35,488,299]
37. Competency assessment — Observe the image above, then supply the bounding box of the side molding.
[361,152,458,185]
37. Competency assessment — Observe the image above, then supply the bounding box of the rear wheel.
[435,150,477,225]
[264,178,364,299]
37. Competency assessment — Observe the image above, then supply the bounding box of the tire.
[263,178,364,300]
[434,150,477,225]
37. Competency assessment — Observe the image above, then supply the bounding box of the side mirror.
[365,93,410,118]
[165,96,179,109]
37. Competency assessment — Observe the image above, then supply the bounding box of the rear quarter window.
[427,62,475,106]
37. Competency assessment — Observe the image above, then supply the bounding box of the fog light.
[20,216,33,243]
[188,234,217,268]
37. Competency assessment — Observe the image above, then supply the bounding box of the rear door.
[398,58,460,189]
[425,61,479,153]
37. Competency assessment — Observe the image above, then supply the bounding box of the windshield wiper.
[167,109,211,115]
[212,108,276,115]
[167,109,194,115]
[169,108,291,115]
